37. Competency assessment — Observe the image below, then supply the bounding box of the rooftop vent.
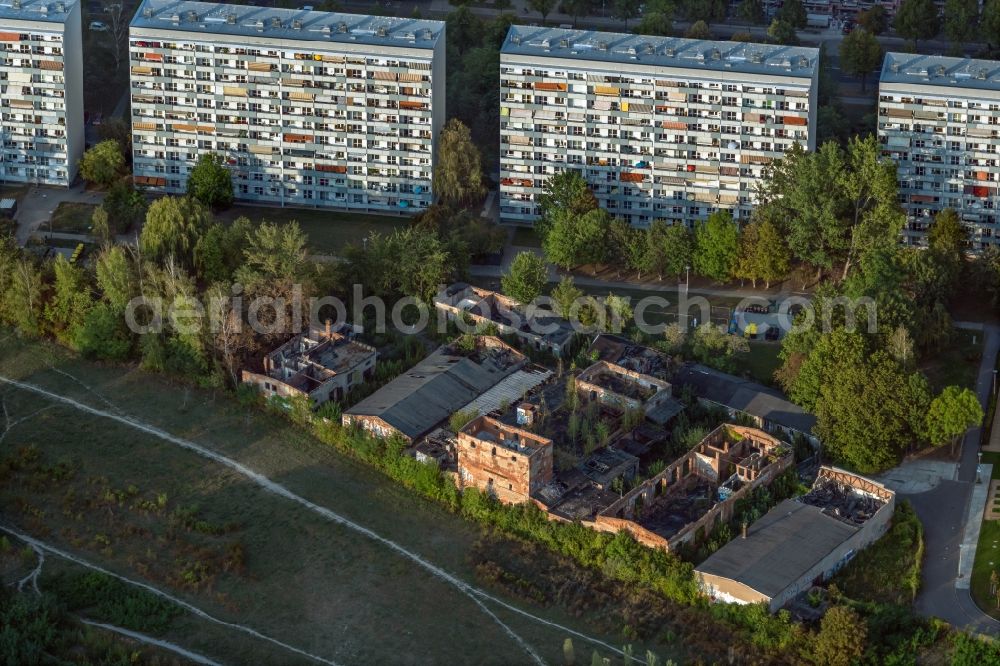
[935,64,945,77]
[421,28,433,40]
[337,21,348,33]
[143,6,153,17]
[55,2,65,12]
[750,52,764,64]
[890,61,899,73]
[710,48,721,60]
[797,55,808,68]
[270,16,282,29]
[559,38,569,48]
[643,43,654,55]
[541,38,551,48]
[512,34,521,45]
[254,19,264,32]
[171,12,181,24]
[11,0,20,9]
[377,25,387,37]
[186,10,198,22]
[977,68,989,80]
[597,40,608,51]
[292,18,302,30]
[665,47,676,57]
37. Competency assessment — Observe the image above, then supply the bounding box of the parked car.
[89,21,109,31]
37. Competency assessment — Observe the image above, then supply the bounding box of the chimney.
[324,319,332,339]
[741,522,748,539]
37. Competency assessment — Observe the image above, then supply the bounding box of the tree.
[551,275,583,318]
[529,0,555,23]
[943,0,978,45]
[691,323,749,372]
[730,32,754,42]
[737,0,764,23]
[644,220,692,281]
[812,606,867,666]
[237,221,310,285]
[894,0,940,47]
[839,134,902,279]
[635,0,673,34]
[433,119,486,208]
[44,254,93,348]
[607,218,640,277]
[840,28,883,92]
[194,217,253,284]
[662,322,687,353]
[735,217,789,288]
[542,207,612,271]
[928,208,968,256]
[767,19,798,45]
[562,0,593,27]
[91,206,112,247]
[684,20,712,39]
[104,1,129,71]
[187,153,234,210]
[777,0,806,27]
[96,246,137,312]
[502,251,549,303]
[693,211,740,282]
[76,302,133,360]
[139,196,211,266]
[983,0,1000,49]
[102,181,147,233]
[78,140,124,187]
[537,170,598,233]
[857,5,888,34]
[97,117,132,165]
[926,386,983,455]
[612,0,641,27]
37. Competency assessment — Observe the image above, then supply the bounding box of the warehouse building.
[128,0,444,213]
[879,53,1000,251]
[499,26,819,227]
[696,467,895,612]
[0,0,84,186]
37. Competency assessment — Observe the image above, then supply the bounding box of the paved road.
[909,323,1000,633]
[13,185,105,246]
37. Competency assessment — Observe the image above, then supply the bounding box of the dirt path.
[81,620,224,666]
[0,373,640,665]
[0,524,340,666]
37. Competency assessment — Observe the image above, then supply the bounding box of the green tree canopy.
[928,208,968,257]
[857,5,888,34]
[767,19,798,45]
[501,251,549,303]
[894,0,940,46]
[612,0,641,27]
[537,170,598,234]
[943,0,979,45]
[187,153,234,210]
[983,0,1000,48]
[635,0,674,34]
[737,0,764,23]
[777,0,806,27]
[812,606,867,666]
[433,119,487,208]
[550,275,583,318]
[138,196,211,267]
[926,386,983,453]
[684,19,712,39]
[735,217,789,288]
[693,211,740,282]
[78,140,125,188]
[840,28,883,91]
[528,0,555,22]
[542,207,613,271]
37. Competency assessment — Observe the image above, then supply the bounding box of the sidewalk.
[13,185,106,247]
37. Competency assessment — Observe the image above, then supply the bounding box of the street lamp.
[978,451,983,485]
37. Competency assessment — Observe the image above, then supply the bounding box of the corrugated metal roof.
[696,499,857,599]
[459,367,553,418]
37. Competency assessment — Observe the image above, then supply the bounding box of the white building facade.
[128,0,445,213]
[0,0,84,186]
[499,27,818,227]
[879,53,1000,251]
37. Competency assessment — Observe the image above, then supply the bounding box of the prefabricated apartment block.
[499,27,819,227]
[879,53,1000,251]
[0,0,84,186]
[128,0,444,212]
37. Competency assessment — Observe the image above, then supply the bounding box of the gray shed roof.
[345,347,515,440]
[696,499,858,599]
[673,363,817,435]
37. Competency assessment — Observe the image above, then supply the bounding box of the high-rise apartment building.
[878,52,1000,251]
[0,0,84,186]
[128,1,444,213]
[499,27,818,227]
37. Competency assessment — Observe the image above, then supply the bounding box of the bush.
[46,571,181,634]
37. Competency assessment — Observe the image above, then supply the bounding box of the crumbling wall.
[342,414,410,443]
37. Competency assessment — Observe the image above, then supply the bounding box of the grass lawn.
[739,341,782,386]
[217,205,411,255]
[971,518,1000,619]
[919,328,984,393]
[49,202,97,234]
[1,184,27,204]
[511,226,542,248]
[0,333,675,665]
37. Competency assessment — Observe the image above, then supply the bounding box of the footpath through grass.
[0,333,668,665]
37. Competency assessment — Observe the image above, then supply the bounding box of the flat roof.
[130,0,443,48]
[0,0,75,23]
[881,52,1000,92]
[696,498,858,599]
[502,25,818,79]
